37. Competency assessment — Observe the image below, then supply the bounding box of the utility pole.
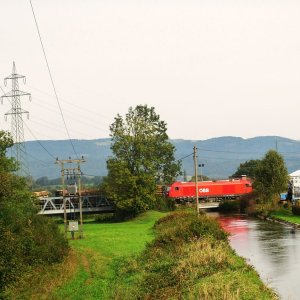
[199,163,204,181]
[193,146,199,215]
[56,157,85,238]
[1,62,31,177]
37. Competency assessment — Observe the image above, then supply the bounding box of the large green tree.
[231,159,261,179]
[0,131,68,294]
[254,150,289,204]
[103,105,181,218]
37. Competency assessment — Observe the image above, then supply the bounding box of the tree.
[36,176,49,186]
[0,131,68,293]
[254,150,289,204]
[190,175,211,182]
[231,159,261,179]
[103,105,181,219]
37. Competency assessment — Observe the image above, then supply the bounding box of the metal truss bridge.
[38,195,114,215]
[37,195,220,215]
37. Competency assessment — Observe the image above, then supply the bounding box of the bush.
[0,176,68,293]
[153,211,228,247]
[155,195,175,212]
[292,204,300,216]
[219,200,240,212]
[0,215,68,291]
[255,203,277,218]
[94,213,115,223]
[240,192,257,214]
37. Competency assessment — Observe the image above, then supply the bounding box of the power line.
[30,96,109,132]
[177,153,193,161]
[29,0,78,158]
[27,84,112,122]
[19,147,50,167]
[198,147,265,155]
[23,122,57,160]
[1,83,57,162]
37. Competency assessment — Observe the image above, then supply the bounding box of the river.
[210,213,300,300]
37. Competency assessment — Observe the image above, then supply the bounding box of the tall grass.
[111,210,277,300]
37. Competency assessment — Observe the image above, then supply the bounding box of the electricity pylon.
[1,62,31,177]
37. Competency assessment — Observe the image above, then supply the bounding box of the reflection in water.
[213,214,300,300]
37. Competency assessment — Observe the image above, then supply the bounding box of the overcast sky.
[0,0,300,141]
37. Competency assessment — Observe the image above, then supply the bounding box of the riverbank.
[269,208,300,228]
[4,210,277,299]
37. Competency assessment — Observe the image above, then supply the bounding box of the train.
[166,176,252,202]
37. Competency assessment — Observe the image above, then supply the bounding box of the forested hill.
[24,136,300,180]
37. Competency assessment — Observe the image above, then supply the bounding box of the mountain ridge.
[22,136,300,179]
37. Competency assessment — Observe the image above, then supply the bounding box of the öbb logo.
[199,188,209,193]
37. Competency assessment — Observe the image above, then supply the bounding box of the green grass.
[5,210,277,300]
[109,211,277,300]
[271,208,300,224]
[52,211,166,300]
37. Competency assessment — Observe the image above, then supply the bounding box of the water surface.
[213,214,300,300]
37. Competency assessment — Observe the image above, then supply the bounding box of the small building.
[290,170,300,187]
[289,170,300,200]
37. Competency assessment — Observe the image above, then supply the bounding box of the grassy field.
[53,211,166,300]
[271,208,300,224]
[5,211,165,299]
[5,210,277,300]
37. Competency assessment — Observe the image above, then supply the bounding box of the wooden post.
[193,146,199,215]
[61,162,68,237]
[78,162,83,239]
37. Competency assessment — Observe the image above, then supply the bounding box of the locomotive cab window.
[174,187,180,191]
[245,183,251,187]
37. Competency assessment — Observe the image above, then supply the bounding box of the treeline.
[219,151,290,215]
[33,175,103,188]
[0,131,69,298]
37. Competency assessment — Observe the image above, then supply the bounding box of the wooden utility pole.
[77,161,83,239]
[193,146,199,215]
[60,160,67,237]
[56,157,85,238]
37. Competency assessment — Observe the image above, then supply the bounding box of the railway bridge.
[38,195,114,215]
[37,195,221,215]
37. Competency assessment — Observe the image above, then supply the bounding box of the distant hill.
[23,136,300,180]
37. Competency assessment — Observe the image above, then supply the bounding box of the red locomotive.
[167,176,252,202]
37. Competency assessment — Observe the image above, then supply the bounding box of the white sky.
[0,0,300,141]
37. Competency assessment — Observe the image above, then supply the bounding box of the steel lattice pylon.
[1,62,31,177]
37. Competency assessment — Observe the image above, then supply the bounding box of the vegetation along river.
[209,213,300,300]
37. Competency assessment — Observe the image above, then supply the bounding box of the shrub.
[0,177,68,293]
[0,215,68,291]
[155,195,175,212]
[219,200,240,212]
[153,211,227,247]
[94,213,115,223]
[292,204,300,216]
[240,192,257,214]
